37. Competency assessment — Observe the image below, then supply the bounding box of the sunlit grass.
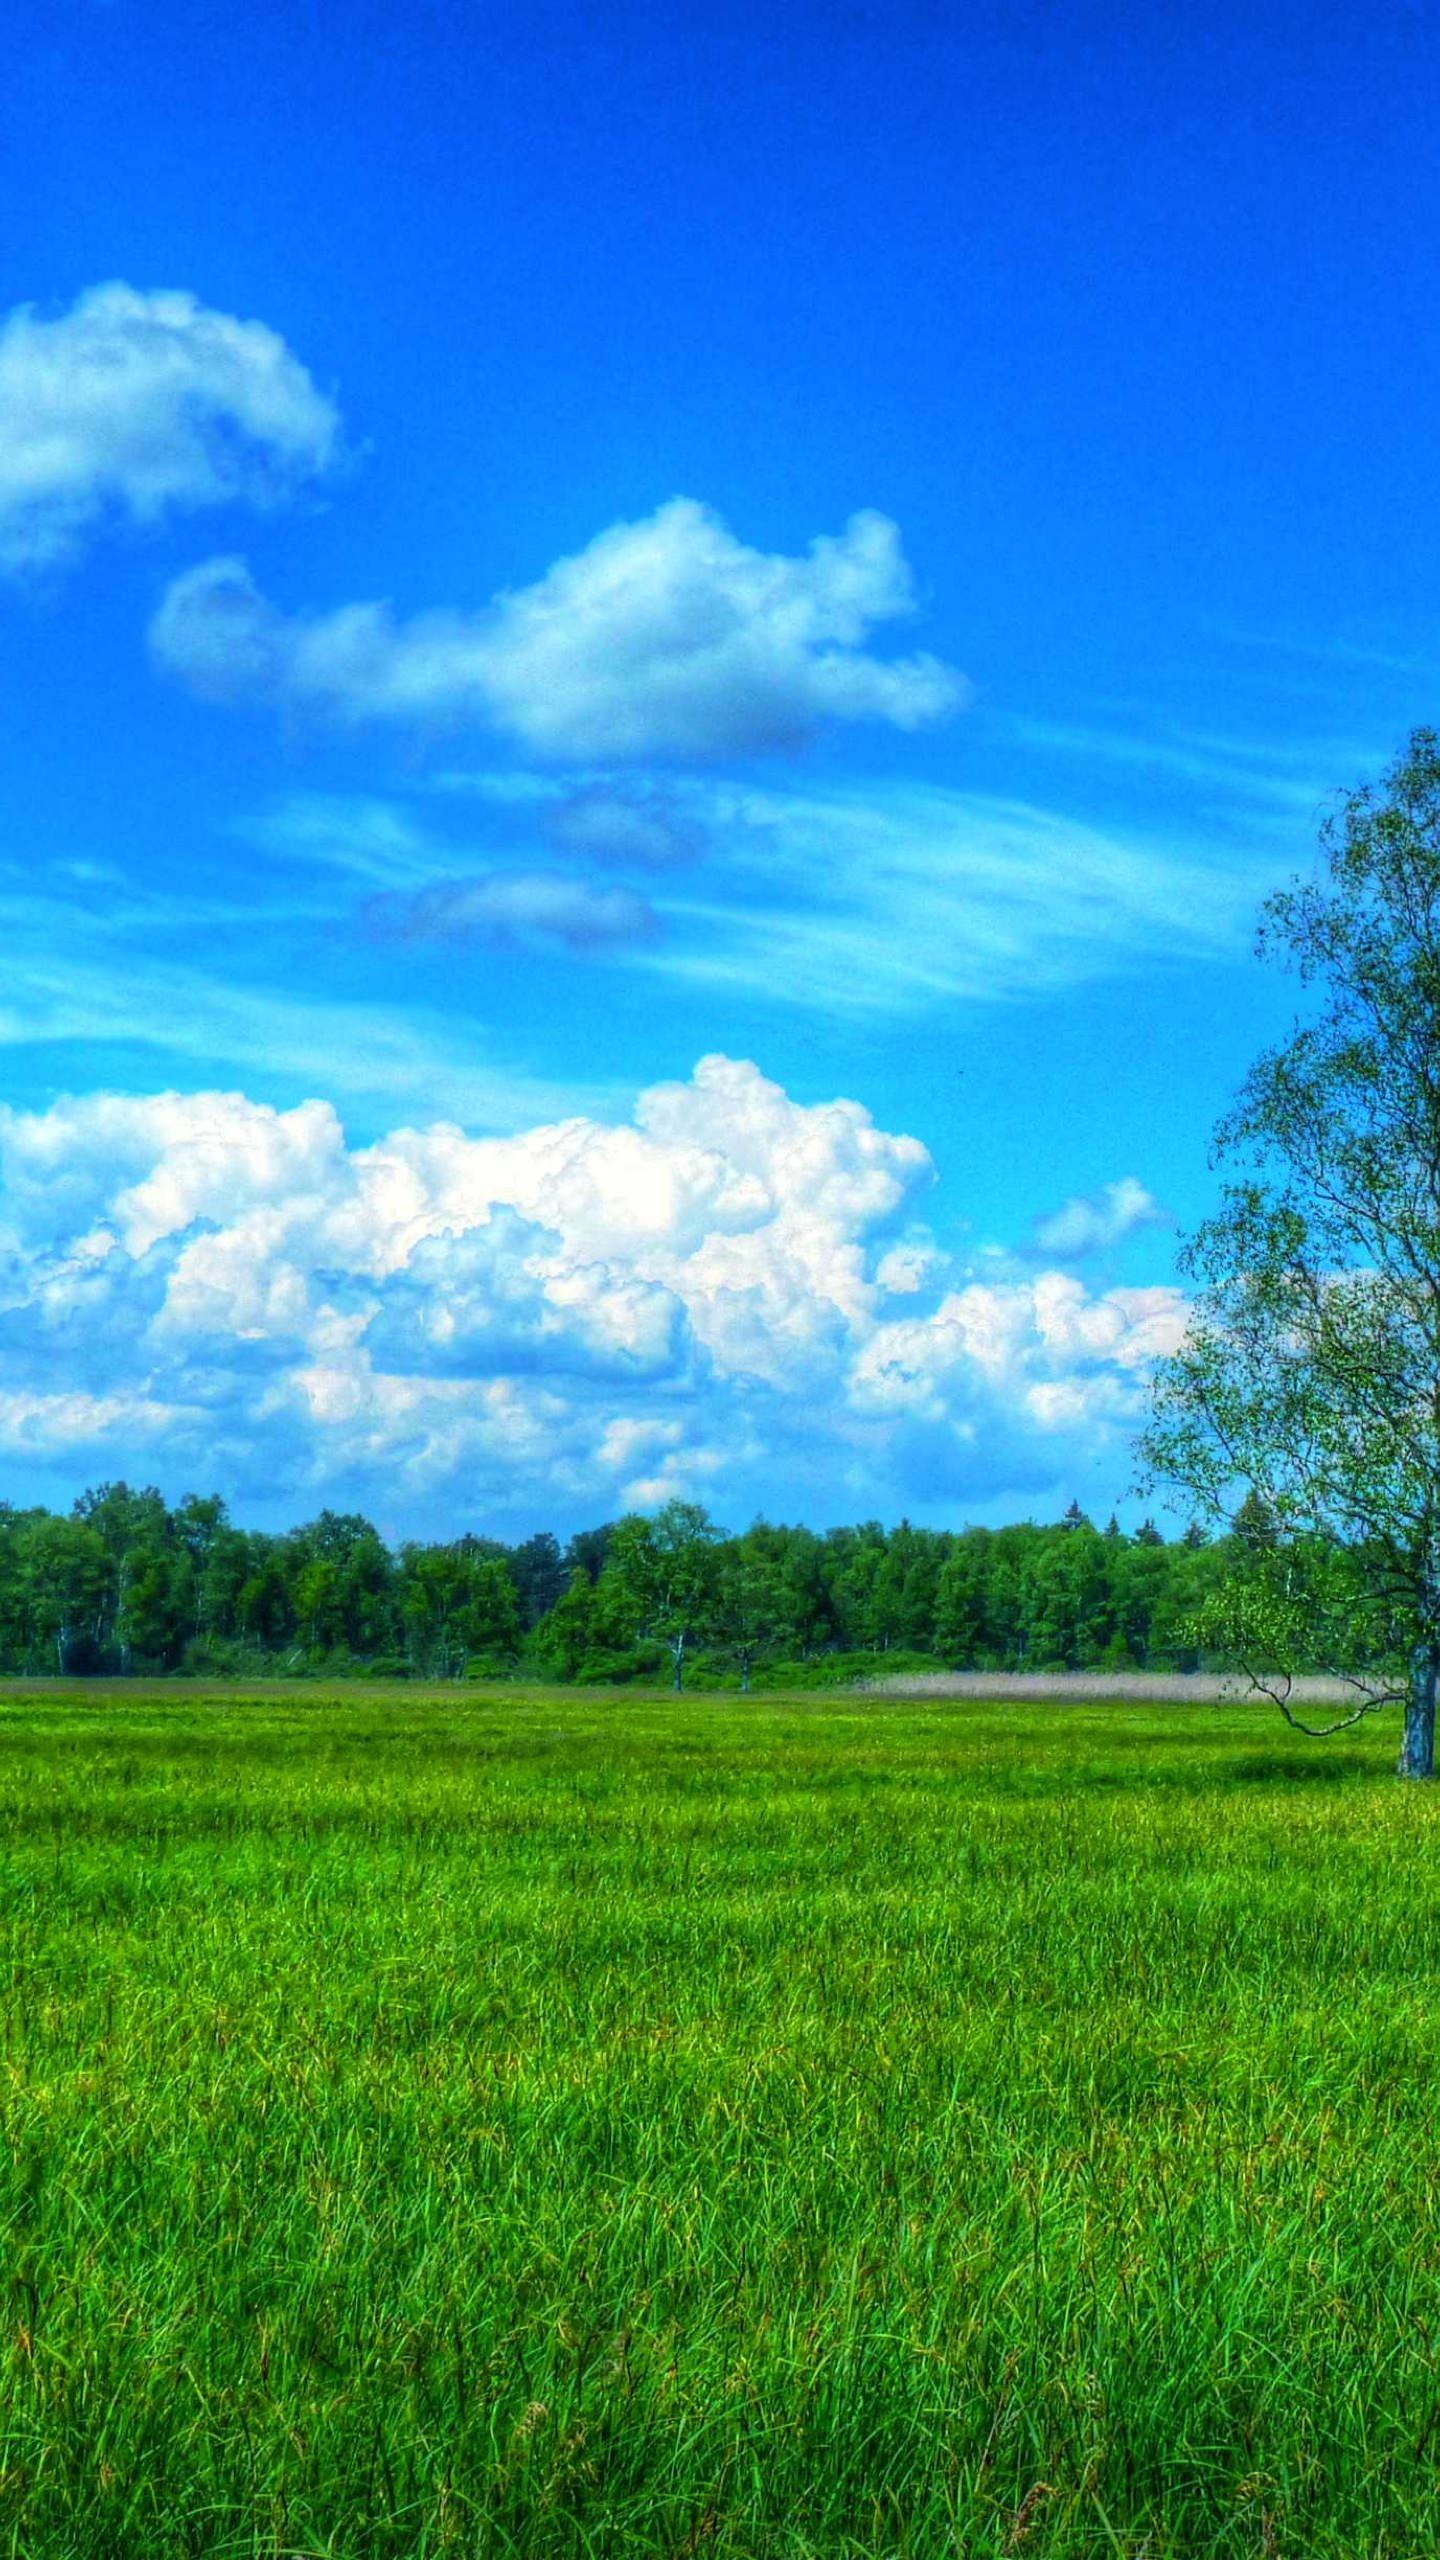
[0,1682,1434,2555]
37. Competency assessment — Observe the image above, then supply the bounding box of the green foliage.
[1143,732,1440,1704]
[600,1499,724,1689]
[0,1682,1435,2555]
[749,1646,948,1688]
[0,1485,1373,1686]
[529,1566,652,1685]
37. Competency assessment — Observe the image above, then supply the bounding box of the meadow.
[0,1683,1436,2558]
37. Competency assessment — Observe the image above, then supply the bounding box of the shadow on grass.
[1222,1749,1391,1787]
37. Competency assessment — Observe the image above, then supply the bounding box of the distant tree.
[10,1471,1425,1690]
[830,1524,892,1650]
[1232,1489,1280,1553]
[713,1544,798,1691]
[884,1521,950,1652]
[1141,730,1440,1774]
[292,1555,344,1655]
[464,1556,522,1666]
[73,1481,169,1555]
[510,1531,568,1629]
[778,1526,842,1658]
[17,1516,112,1672]
[935,1532,991,1665]
[172,1495,230,1642]
[238,1567,291,1651]
[604,1500,722,1691]
[532,1570,600,1680]
[397,1544,473,1678]
[114,1537,189,1671]
[1022,1522,1114,1669]
[1143,1536,1233,1674]
[334,1526,396,1656]
[173,1492,229,1564]
[981,1524,1041,1668]
[1110,1534,1173,1667]
[564,1523,616,1586]
[297,1509,381,1561]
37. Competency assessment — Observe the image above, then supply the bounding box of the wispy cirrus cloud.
[149,500,966,758]
[241,767,1261,1018]
[0,858,619,1130]
[0,283,343,574]
[643,778,1256,1011]
[1003,710,1377,829]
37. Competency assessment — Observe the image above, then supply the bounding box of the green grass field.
[0,1683,1436,2558]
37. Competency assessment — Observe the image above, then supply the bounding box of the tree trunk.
[1399,1641,1438,1778]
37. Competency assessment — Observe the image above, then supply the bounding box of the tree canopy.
[0,1479,1258,1688]
[1140,729,1440,1774]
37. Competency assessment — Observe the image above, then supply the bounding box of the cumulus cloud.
[149,499,966,758]
[364,1212,688,1384]
[1031,1176,1168,1258]
[0,1060,1185,1526]
[0,283,342,573]
[849,1272,1186,1434]
[363,869,658,954]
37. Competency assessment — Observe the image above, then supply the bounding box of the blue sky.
[2,0,1439,1538]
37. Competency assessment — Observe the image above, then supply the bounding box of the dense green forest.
[0,1481,1277,1681]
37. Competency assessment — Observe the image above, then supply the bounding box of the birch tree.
[1139,730,1440,1776]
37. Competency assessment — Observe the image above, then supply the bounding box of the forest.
[0,1480,1277,1682]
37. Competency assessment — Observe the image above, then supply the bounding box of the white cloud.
[363,869,658,953]
[1032,1175,1168,1258]
[0,852,623,1128]
[0,1059,1186,1527]
[149,499,966,758]
[873,1235,942,1295]
[848,1273,1187,1432]
[645,776,1253,1008]
[228,764,1256,1039]
[544,784,705,867]
[0,283,342,573]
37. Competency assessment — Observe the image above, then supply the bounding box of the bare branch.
[1242,1670,1403,1739]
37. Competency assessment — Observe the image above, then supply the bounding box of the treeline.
[0,1482,1283,1683]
